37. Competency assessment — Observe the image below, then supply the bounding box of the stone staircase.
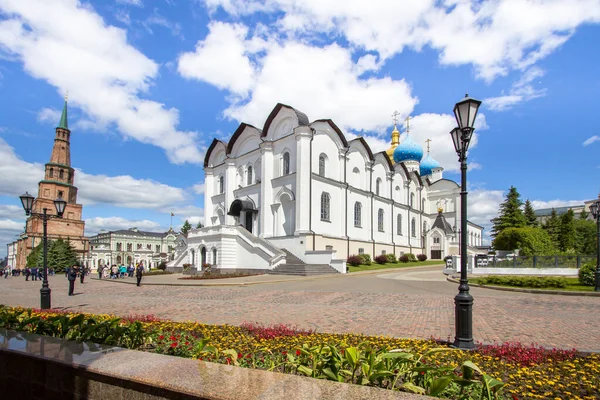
[267,249,340,276]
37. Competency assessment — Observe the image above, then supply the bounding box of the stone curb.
[90,264,445,287]
[446,276,600,297]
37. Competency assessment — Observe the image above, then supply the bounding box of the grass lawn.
[348,260,443,272]
[470,276,595,292]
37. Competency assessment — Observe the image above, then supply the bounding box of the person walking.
[67,265,78,296]
[25,267,30,281]
[79,265,85,284]
[135,264,143,287]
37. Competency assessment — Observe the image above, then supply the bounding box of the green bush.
[385,253,397,263]
[407,253,417,262]
[358,254,372,265]
[347,255,362,266]
[578,262,596,286]
[476,275,568,289]
[493,227,556,256]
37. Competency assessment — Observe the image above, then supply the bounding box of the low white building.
[6,241,18,270]
[169,103,483,274]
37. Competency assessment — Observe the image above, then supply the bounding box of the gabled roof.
[432,212,454,234]
[226,123,261,155]
[261,103,309,137]
[348,137,374,162]
[203,138,227,168]
[111,229,168,238]
[374,151,394,171]
[312,119,349,147]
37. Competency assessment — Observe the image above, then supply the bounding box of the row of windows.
[48,167,71,181]
[115,242,164,252]
[321,193,422,237]
[215,152,292,195]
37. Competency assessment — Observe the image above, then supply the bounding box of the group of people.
[66,265,87,296]
[97,263,145,287]
[0,266,56,280]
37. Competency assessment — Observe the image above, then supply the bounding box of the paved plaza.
[1,266,599,352]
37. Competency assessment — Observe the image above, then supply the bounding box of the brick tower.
[15,97,88,268]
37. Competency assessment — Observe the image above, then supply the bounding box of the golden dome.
[385,124,400,163]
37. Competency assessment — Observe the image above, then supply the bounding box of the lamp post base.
[40,286,51,310]
[453,291,475,350]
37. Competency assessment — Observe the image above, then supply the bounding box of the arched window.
[283,152,290,175]
[247,166,253,185]
[59,169,64,179]
[376,178,381,196]
[410,193,415,208]
[422,199,426,211]
[423,221,427,234]
[212,248,217,265]
[378,209,384,232]
[397,214,402,235]
[49,168,54,178]
[354,202,362,227]
[320,192,330,221]
[319,155,326,177]
[411,218,416,237]
[219,176,224,194]
[352,167,360,188]
[127,243,132,251]
[116,242,122,251]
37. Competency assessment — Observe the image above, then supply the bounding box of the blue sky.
[1,0,600,257]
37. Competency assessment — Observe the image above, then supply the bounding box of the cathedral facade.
[14,98,88,268]
[172,103,483,273]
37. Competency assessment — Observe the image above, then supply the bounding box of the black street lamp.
[19,191,67,310]
[450,93,481,350]
[589,195,600,292]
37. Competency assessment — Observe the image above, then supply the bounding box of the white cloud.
[116,0,143,6]
[0,0,202,164]
[142,8,182,37]
[485,67,547,111]
[529,199,586,210]
[37,107,61,124]
[115,10,131,25]
[84,216,161,236]
[202,0,600,81]
[467,188,506,243]
[192,183,205,195]
[583,135,600,146]
[0,218,23,231]
[0,137,189,210]
[0,204,23,219]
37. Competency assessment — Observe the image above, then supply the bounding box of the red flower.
[238,353,243,359]
[169,335,176,341]
[296,349,301,356]
[282,351,287,356]
[170,342,178,348]
[158,335,165,340]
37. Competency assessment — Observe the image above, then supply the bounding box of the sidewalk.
[91,264,446,286]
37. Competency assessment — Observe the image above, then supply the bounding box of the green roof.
[58,99,68,129]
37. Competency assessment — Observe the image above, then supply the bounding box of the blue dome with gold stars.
[393,134,423,163]
[420,153,441,176]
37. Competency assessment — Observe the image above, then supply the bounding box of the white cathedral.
[169,103,483,274]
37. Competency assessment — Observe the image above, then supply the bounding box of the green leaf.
[462,360,483,380]
[345,347,358,367]
[429,376,453,396]
[297,365,313,376]
[322,368,343,382]
[399,382,426,394]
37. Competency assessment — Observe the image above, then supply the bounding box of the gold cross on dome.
[425,138,432,153]
[404,116,412,134]
[391,111,400,126]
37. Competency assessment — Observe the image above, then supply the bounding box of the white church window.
[219,176,224,194]
[283,152,290,175]
[397,214,402,235]
[433,237,440,244]
[213,248,217,264]
[358,248,364,255]
[320,192,330,221]
[410,193,415,208]
[423,221,427,233]
[247,166,253,185]
[378,209,384,232]
[411,218,416,237]
[354,202,362,227]
[319,154,326,177]
[422,199,426,211]
[375,178,381,196]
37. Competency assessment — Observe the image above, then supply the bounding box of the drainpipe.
[408,182,412,254]
[344,147,350,258]
[390,172,395,256]
[370,163,375,257]
[309,129,316,250]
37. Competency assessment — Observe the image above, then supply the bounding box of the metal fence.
[475,255,597,269]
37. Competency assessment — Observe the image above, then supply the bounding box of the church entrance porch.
[228,199,258,234]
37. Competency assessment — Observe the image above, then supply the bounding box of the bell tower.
[15,96,88,269]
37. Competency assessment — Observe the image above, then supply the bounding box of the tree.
[574,219,597,255]
[493,227,556,256]
[490,186,527,240]
[558,209,576,252]
[543,209,560,248]
[579,209,589,220]
[27,239,78,272]
[196,221,204,229]
[523,200,538,227]
[181,220,192,235]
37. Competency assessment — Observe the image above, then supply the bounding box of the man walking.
[135,263,143,287]
[79,265,85,284]
[68,265,78,296]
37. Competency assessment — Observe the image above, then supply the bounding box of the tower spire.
[390,110,400,146]
[58,92,68,130]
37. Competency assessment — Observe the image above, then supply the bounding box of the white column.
[295,126,312,235]
[204,170,214,227]
[260,142,274,237]
[224,159,237,225]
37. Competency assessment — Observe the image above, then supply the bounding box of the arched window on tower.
[320,192,330,221]
[376,178,381,196]
[423,221,427,234]
[354,202,362,227]
[422,198,426,211]
[49,168,54,178]
[378,209,384,232]
[397,214,402,235]
[247,166,253,186]
[411,218,416,237]
[212,248,217,265]
[283,152,290,175]
[410,193,415,208]
[59,169,64,179]
[318,154,326,177]
[219,176,224,194]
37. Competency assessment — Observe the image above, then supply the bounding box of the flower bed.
[1,306,598,399]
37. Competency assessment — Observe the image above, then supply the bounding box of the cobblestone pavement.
[1,267,599,351]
